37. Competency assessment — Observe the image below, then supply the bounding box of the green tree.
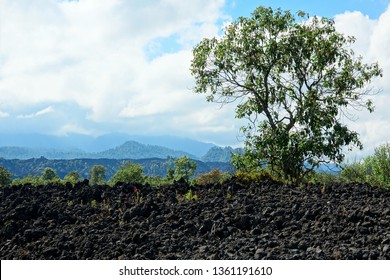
[111,161,144,184]
[341,143,390,188]
[0,166,12,187]
[166,167,175,181]
[64,170,81,185]
[191,6,382,184]
[89,165,106,185]
[174,156,197,182]
[41,167,58,182]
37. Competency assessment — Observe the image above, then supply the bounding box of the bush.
[196,169,224,185]
[340,143,390,188]
[0,166,12,187]
[64,171,81,185]
[111,161,144,185]
[235,169,276,185]
[41,168,59,182]
[12,175,43,187]
[307,172,341,185]
[340,161,367,184]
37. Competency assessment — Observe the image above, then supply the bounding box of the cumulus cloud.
[334,4,390,157]
[0,0,236,143]
[1,0,390,149]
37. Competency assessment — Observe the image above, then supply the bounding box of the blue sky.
[227,0,389,20]
[0,0,389,157]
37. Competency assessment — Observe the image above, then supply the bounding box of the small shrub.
[340,161,366,183]
[235,169,276,185]
[196,168,224,185]
[308,172,341,185]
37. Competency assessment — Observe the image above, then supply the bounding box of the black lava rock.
[1,181,390,260]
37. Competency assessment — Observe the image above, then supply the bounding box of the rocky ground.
[1,179,390,260]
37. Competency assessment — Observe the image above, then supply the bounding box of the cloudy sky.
[0,0,389,156]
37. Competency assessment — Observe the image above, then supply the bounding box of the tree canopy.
[0,166,12,187]
[191,6,382,184]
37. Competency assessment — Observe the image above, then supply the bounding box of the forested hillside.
[0,157,234,180]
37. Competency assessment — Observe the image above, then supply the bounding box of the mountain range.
[0,133,242,162]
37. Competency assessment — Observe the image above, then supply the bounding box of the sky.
[0,0,389,157]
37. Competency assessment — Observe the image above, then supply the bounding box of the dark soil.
[1,179,390,260]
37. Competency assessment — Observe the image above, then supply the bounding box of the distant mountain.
[0,133,217,156]
[127,135,215,158]
[0,133,241,162]
[0,133,139,153]
[201,146,244,162]
[0,146,89,160]
[94,141,197,160]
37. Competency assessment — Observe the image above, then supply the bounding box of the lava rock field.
[1,179,390,260]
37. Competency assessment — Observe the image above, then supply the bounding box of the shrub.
[41,167,59,182]
[111,161,144,185]
[196,168,224,185]
[0,166,12,187]
[64,170,81,185]
[364,143,390,188]
[340,143,390,188]
[340,161,367,184]
[12,175,43,187]
[235,169,276,185]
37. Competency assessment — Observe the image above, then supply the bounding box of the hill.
[201,146,244,162]
[95,141,197,160]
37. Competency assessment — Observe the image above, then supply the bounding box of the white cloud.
[2,1,389,149]
[0,0,239,144]
[55,123,97,136]
[334,4,390,157]
[17,106,55,119]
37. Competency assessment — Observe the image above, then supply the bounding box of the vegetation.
[0,144,390,190]
[0,157,233,181]
[173,156,197,182]
[89,165,106,186]
[191,6,382,184]
[341,143,390,189]
[0,166,12,187]
[111,161,145,185]
[64,170,81,185]
[195,168,232,185]
[41,167,59,182]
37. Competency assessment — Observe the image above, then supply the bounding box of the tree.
[191,6,382,184]
[174,156,197,182]
[111,161,144,184]
[41,167,58,182]
[64,170,81,185]
[0,166,12,187]
[89,165,106,185]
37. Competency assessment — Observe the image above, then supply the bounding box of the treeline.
[0,156,234,184]
[0,156,234,187]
